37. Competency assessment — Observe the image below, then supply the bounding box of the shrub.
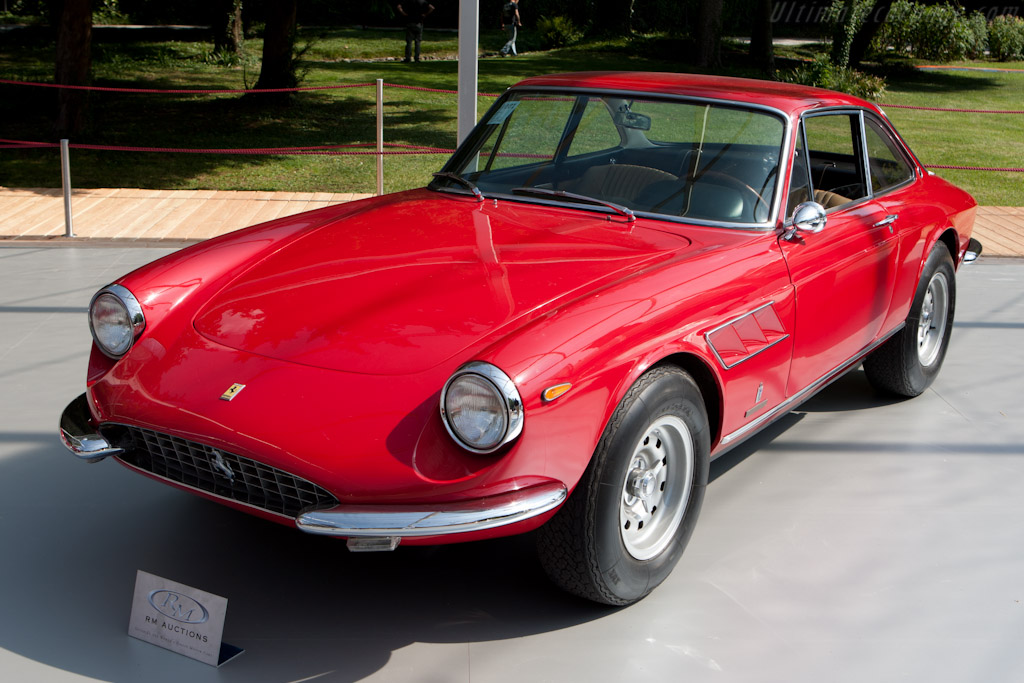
[536,15,583,50]
[988,15,1024,61]
[872,1,988,62]
[779,55,887,100]
[965,12,989,59]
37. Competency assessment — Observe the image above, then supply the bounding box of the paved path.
[0,187,1020,256]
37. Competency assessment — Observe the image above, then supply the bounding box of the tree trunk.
[849,0,893,67]
[213,0,244,57]
[590,0,634,36]
[254,0,298,92]
[54,0,92,137]
[696,0,723,67]
[749,0,775,74]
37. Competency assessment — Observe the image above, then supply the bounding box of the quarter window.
[864,117,915,193]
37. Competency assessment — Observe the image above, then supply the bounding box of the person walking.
[397,0,435,63]
[500,0,521,56]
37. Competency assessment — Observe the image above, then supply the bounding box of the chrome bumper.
[59,393,123,463]
[296,482,567,544]
[964,237,983,263]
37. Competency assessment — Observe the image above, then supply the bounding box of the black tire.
[864,244,956,397]
[537,366,710,606]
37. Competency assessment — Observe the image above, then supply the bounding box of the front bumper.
[296,483,567,541]
[61,393,567,546]
[59,393,123,463]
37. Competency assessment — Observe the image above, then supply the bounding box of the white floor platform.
[1,246,1022,682]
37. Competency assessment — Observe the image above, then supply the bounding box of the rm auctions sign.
[128,570,242,667]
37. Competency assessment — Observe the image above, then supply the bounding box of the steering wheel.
[692,170,770,222]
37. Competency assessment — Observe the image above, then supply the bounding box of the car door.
[779,110,902,395]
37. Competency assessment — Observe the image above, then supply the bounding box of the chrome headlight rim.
[440,361,524,455]
[88,283,146,359]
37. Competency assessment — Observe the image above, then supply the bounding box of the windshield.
[434,90,787,226]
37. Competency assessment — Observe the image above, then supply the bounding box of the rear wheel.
[537,366,710,606]
[864,244,956,397]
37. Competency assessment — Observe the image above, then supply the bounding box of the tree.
[54,0,92,137]
[590,0,634,36]
[253,0,299,93]
[696,0,724,67]
[849,0,893,67]
[829,0,873,68]
[749,0,775,74]
[212,0,244,58]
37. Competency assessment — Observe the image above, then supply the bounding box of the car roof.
[511,72,877,118]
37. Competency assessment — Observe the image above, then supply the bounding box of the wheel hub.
[628,467,659,501]
[917,271,949,367]
[619,416,694,561]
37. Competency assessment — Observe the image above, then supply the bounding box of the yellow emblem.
[220,383,246,401]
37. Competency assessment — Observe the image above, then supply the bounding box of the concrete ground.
[1,246,1022,682]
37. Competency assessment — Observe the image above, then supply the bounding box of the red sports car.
[61,72,981,606]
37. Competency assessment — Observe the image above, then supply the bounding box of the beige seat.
[814,189,850,209]
[787,188,852,216]
[571,164,678,205]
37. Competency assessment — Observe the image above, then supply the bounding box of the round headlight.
[89,284,145,359]
[441,362,523,454]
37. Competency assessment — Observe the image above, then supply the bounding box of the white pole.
[376,78,384,196]
[456,0,479,146]
[60,139,74,238]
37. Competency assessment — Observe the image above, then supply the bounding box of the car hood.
[193,190,690,375]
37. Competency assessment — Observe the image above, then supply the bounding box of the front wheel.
[864,243,956,397]
[537,366,710,606]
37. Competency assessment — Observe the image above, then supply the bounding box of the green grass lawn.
[876,65,1024,207]
[1,28,1020,205]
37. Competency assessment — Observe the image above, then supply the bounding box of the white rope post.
[60,139,75,238]
[376,78,384,196]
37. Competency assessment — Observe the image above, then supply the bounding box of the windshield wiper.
[432,172,484,202]
[511,187,635,222]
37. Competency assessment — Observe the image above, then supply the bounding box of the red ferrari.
[61,72,980,605]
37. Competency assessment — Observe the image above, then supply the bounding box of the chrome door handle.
[873,214,898,227]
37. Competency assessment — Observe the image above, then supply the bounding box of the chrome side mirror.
[784,201,827,240]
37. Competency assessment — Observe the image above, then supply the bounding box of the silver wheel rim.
[917,270,949,367]
[619,415,694,561]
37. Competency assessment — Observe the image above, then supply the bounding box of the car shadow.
[0,369,938,681]
[0,433,611,682]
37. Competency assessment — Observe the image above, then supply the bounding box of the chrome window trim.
[443,86,793,231]
[861,112,918,197]
[794,107,921,218]
[440,361,525,454]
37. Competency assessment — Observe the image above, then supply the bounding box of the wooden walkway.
[0,187,1021,256]
[0,188,373,244]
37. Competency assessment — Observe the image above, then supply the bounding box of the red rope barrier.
[0,77,377,95]
[0,138,455,155]
[927,164,1024,173]
[0,77,502,97]
[882,103,1024,114]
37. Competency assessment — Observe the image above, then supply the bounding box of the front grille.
[105,424,338,518]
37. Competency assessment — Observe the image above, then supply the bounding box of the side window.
[803,113,868,210]
[864,117,915,193]
[786,123,812,217]
[566,98,621,158]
